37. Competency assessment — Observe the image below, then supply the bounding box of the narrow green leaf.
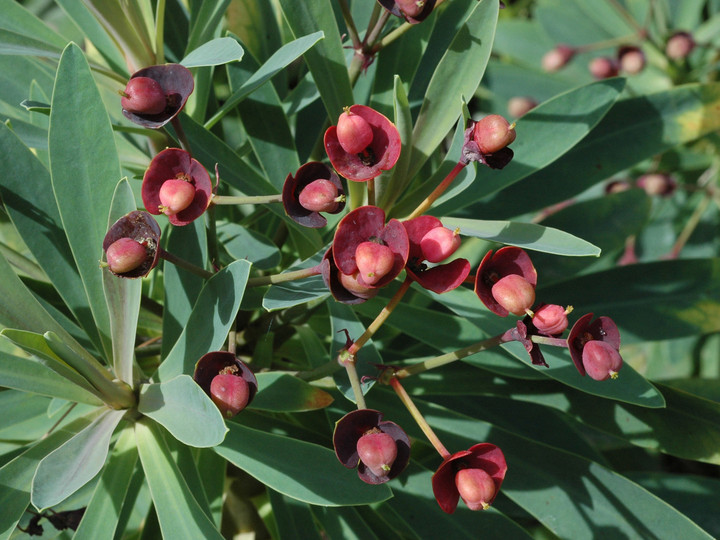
[442,217,601,257]
[251,372,334,412]
[138,375,228,448]
[0,28,61,57]
[31,409,125,510]
[205,31,324,129]
[156,260,251,381]
[73,427,138,540]
[181,36,244,67]
[134,419,224,539]
[270,489,323,540]
[409,0,498,178]
[277,0,352,121]
[0,329,103,400]
[218,221,280,270]
[215,423,393,506]
[0,0,68,49]
[0,414,96,540]
[103,180,140,385]
[263,275,329,311]
[0,349,102,405]
[0,121,102,350]
[50,43,122,360]
[471,82,720,219]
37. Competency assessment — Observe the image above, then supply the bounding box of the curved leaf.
[251,372,334,412]
[443,217,601,256]
[138,375,228,447]
[215,422,392,506]
[181,36,244,67]
[31,409,125,511]
[134,419,224,539]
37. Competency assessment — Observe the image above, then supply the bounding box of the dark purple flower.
[193,351,258,417]
[432,443,507,514]
[324,105,402,182]
[121,64,194,129]
[377,0,437,23]
[474,247,537,317]
[567,313,623,381]
[142,148,213,226]
[333,409,410,484]
[102,210,161,278]
[402,215,470,293]
[282,162,345,228]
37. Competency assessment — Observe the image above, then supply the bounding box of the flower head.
[282,162,345,228]
[568,313,623,381]
[403,216,470,293]
[462,116,515,169]
[326,206,409,303]
[102,211,161,278]
[432,443,507,513]
[324,105,401,182]
[474,247,537,317]
[121,64,194,129]
[333,409,410,484]
[142,148,213,226]
[193,351,258,417]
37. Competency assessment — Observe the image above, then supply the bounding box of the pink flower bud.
[618,46,645,74]
[298,178,341,213]
[336,110,374,154]
[420,227,461,263]
[158,178,196,215]
[589,57,618,79]
[582,340,623,381]
[120,77,166,115]
[666,32,695,60]
[507,96,537,118]
[355,241,395,286]
[210,373,251,417]
[542,45,575,72]
[473,115,516,154]
[455,468,497,511]
[338,270,380,300]
[491,274,535,316]
[532,304,569,335]
[105,237,148,274]
[356,431,398,478]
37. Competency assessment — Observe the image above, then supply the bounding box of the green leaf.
[181,36,244,67]
[156,260,251,381]
[0,28,61,57]
[0,349,102,405]
[270,489,322,540]
[218,221,280,270]
[442,217,601,256]
[134,418,224,539]
[73,426,138,540]
[409,0,499,178]
[205,31,324,129]
[538,259,720,342]
[0,414,95,540]
[161,220,208,358]
[263,275,329,311]
[435,77,626,217]
[50,43,122,360]
[103,180,140,385]
[0,0,67,49]
[277,0,352,121]
[31,409,125,510]
[0,329,103,401]
[472,82,720,219]
[138,375,228,447]
[215,422,392,506]
[0,121,102,350]
[251,372,334,412]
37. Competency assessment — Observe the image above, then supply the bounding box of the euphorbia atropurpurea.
[94,0,629,525]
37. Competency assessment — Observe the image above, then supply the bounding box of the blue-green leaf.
[181,36,244,67]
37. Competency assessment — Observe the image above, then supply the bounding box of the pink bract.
[121,64,194,129]
[142,148,213,226]
[324,105,401,182]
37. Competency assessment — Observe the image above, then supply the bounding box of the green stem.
[367,178,376,207]
[158,247,214,279]
[530,335,568,348]
[206,204,219,271]
[390,377,450,459]
[667,194,711,259]
[404,161,466,220]
[212,194,283,205]
[344,358,367,409]
[292,359,343,381]
[375,21,414,51]
[348,276,413,356]
[338,0,362,49]
[394,332,509,379]
[246,264,323,288]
